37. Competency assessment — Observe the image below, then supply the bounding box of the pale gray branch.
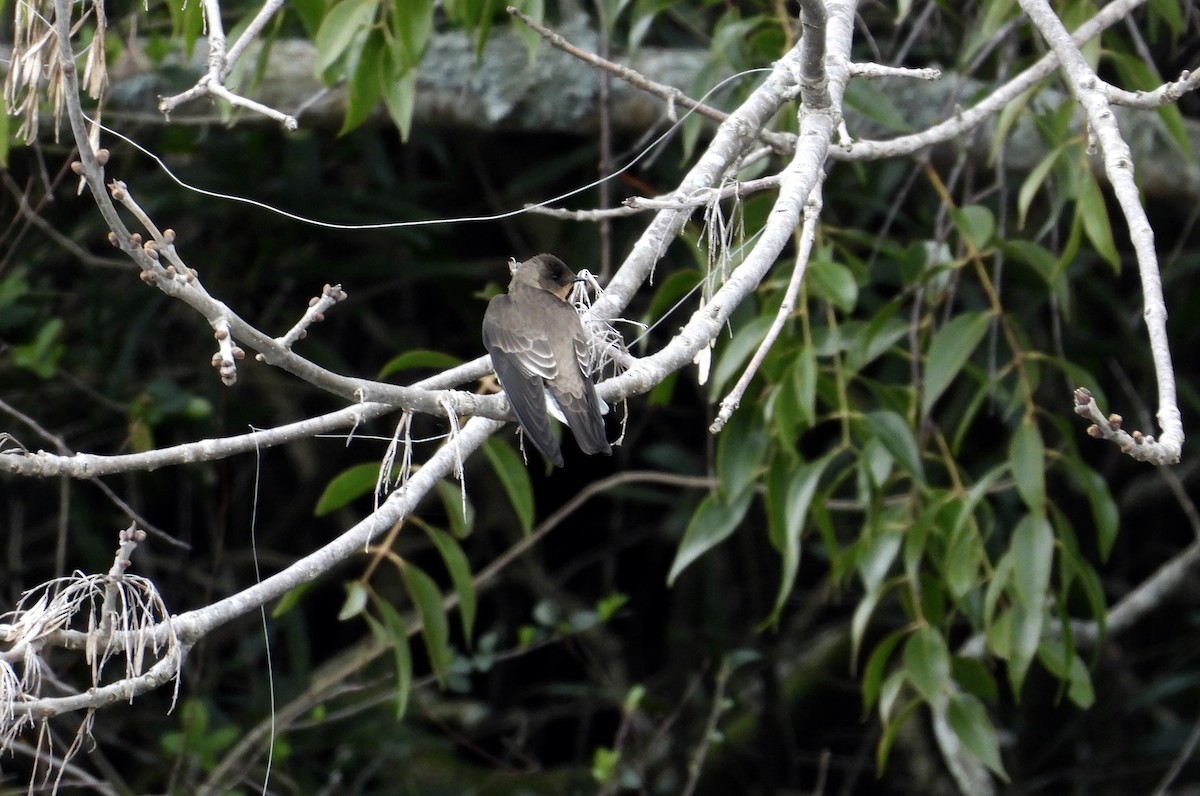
[1021,0,1182,462]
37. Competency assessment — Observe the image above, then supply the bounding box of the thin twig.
[679,659,733,796]
[710,175,822,433]
[157,0,296,128]
[507,5,795,153]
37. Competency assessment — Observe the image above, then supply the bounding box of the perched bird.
[482,254,612,467]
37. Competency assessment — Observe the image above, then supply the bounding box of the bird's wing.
[482,295,564,467]
[546,324,611,457]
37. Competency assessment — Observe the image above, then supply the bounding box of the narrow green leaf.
[852,583,887,672]
[862,410,926,486]
[1067,655,1095,708]
[922,311,991,418]
[382,68,418,141]
[947,692,1008,778]
[710,315,774,398]
[1065,458,1119,561]
[879,668,907,723]
[315,0,378,75]
[393,0,434,67]
[402,561,452,685]
[377,349,463,379]
[667,489,754,585]
[876,700,919,772]
[368,599,414,719]
[903,626,951,704]
[340,29,387,135]
[766,454,833,624]
[272,582,315,618]
[1009,419,1045,513]
[422,525,477,642]
[1002,239,1059,287]
[862,629,906,713]
[1011,513,1053,611]
[315,462,385,515]
[483,439,535,534]
[1016,147,1062,230]
[717,411,768,500]
[1008,602,1043,696]
[435,479,475,538]
[1076,172,1120,270]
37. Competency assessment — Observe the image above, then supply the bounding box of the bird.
[482,254,612,467]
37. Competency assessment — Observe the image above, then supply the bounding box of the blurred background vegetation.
[3,0,1200,794]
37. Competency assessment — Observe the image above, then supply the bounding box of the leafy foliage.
[2,0,1199,794]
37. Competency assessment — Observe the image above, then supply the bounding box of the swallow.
[482,254,612,467]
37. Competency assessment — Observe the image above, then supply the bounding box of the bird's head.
[514,254,579,300]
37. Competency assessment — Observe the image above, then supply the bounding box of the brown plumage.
[482,254,611,467]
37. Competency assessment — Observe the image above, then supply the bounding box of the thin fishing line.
[86,68,770,230]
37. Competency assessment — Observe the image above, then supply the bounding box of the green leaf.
[1008,602,1043,695]
[809,258,858,312]
[392,0,434,68]
[402,561,452,686]
[596,592,629,622]
[290,0,326,37]
[1076,171,1120,270]
[483,439,535,535]
[314,462,384,516]
[1010,513,1053,612]
[1016,146,1063,230]
[950,205,995,251]
[952,656,999,704]
[591,746,620,783]
[876,699,919,772]
[338,580,369,621]
[862,410,925,486]
[377,349,463,379]
[12,318,64,379]
[368,598,414,719]
[382,68,418,141]
[710,315,774,398]
[766,453,833,624]
[166,0,206,56]
[316,0,379,75]
[667,488,754,585]
[435,479,475,538]
[921,311,991,418]
[903,626,950,704]
[852,582,888,672]
[630,0,676,52]
[844,79,912,133]
[1037,639,1095,708]
[422,525,476,642]
[341,29,387,135]
[947,692,1008,778]
[272,582,315,618]
[717,410,768,500]
[642,268,702,330]
[1009,419,1045,514]
[862,628,906,713]
[1064,458,1119,561]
